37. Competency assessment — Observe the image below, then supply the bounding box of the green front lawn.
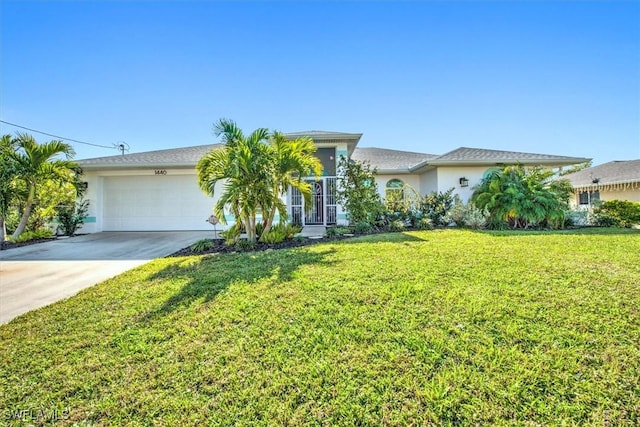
[1,229,639,425]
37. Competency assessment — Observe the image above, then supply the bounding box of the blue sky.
[1,1,638,165]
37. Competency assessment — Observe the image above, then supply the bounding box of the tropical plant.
[471,165,572,229]
[9,228,54,244]
[260,132,322,240]
[0,134,20,242]
[260,228,287,244]
[335,156,385,227]
[197,120,322,244]
[9,133,80,239]
[56,198,90,236]
[197,120,273,243]
[220,226,241,246]
[190,239,216,253]
[420,188,456,226]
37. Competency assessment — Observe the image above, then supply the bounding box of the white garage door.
[103,175,215,231]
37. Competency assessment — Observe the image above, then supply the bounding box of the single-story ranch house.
[564,159,640,208]
[78,131,589,232]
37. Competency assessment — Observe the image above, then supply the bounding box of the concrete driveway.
[0,231,207,324]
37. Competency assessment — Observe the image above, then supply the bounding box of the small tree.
[335,156,384,226]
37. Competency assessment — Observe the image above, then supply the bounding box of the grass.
[1,228,639,425]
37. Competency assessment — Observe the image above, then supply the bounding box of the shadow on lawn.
[143,246,338,319]
[478,227,640,237]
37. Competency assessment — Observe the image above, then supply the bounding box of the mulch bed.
[168,234,358,257]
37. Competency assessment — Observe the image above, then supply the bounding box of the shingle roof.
[428,147,589,166]
[351,147,438,171]
[78,141,589,172]
[79,144,220,169]
[563,160,640,188]
[285,130,362,139]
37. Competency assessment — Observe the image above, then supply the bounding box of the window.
[578,190,600,205]
[386,179,405,199]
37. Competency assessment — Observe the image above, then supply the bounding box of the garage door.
[102,175,215,231]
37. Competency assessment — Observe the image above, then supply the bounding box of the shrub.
[280,223,302,239]
[354,221,373,234]
[335,157,385,225]
[593,200,640,228]
[420,188,456,226]
[565,210,589,227]
[56,199,90,236]
[10,228,54,243]
[221,226,241,246]
[388,219,406,232]
[260,228,287,244]
[190,239,216,253]
[443,196,465,226]
[463,204,488,229]
[325,226,353,238]
[235,239,256,252]
[415,216,434,230]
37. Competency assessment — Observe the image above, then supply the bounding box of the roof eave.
[428,158,590,166]
[79,162,197,171]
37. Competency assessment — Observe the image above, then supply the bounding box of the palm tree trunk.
[12,186,34,239]
[260,206,277,241]
[1,215,6,242]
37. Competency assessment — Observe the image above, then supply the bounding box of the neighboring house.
[78,131,588,232]
[564,160,640,208]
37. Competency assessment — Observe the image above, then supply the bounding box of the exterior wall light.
[459,177,469,187]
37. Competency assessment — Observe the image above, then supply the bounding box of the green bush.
[221,226,241,246]
[335,157,385,225]
[56,199,90,236]
[190,239,216,253]
[565,210,589,227]
[388,219,406,232]
[260,228,287,244]
[9,228,54,243]
[420,188,456,226]
[463,204,488,229]
[235,239,256,252]
[593,200,640,228]
[325,226,353,238]
[415,216,434,230]
[354,221,373,234]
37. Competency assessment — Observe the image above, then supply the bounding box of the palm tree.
[10,133,78,239]
[472,164,572,229]
[0,134,20,242]
[197,119,274,243]
[259,131,322,240]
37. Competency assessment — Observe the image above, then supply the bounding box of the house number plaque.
[154,170,167,175]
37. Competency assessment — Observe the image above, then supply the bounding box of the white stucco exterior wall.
[436,166,491,202]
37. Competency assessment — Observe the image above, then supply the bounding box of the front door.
[305,180,324,225]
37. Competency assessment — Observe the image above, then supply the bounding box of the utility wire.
[0,119,117,150]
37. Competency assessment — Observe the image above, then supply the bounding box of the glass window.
[386,179,405,199]
[315,148,336,176]
[578,190,600,205]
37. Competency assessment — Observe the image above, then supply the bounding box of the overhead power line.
[0,119,117,150]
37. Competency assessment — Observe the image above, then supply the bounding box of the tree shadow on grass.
[475,227,640,237]
[142,246,338,320]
